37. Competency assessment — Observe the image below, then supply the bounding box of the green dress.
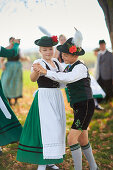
[1,52,23,99]
[17,58,66,165]
[0,44,22,146]
[17,90,64,165]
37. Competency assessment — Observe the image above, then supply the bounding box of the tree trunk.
[98,0,113,50]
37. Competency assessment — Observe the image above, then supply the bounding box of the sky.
[0,0,111,51]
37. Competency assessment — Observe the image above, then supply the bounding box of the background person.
[96,40,113,102]
[1,37,30,105]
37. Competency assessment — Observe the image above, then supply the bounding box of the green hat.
[34,36,58,47]
[57,38,85,56]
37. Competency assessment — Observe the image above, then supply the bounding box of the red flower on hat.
[69,45,77,53]
[51,36,58,42]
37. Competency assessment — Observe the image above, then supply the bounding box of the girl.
[17,35,66,170]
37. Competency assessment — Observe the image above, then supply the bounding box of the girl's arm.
[0,57,6,71]
[30,60,43,82]
[30,71,40,82]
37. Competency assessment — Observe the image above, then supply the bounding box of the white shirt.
[95,50,107,80]
[31,58,64,73]
[98,50,107,55]
[31,58,65,88]
[0,46,1,52]
[46,62,88,84]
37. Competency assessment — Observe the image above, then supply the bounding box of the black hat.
[99,40,106,44]
[34,36,58,47]
[57,38,85,56]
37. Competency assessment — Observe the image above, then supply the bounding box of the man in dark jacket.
[96,40,113,101]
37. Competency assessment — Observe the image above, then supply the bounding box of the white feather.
[72,29,83,47]
[38,26,51,37]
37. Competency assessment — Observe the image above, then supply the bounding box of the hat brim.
[57,45,85,56]
[34,39,58,47]
[34,39,40,45]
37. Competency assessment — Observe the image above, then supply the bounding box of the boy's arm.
[0,43,19,58]
[45,64,88,84]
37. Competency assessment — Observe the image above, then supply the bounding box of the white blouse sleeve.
[46,64,88,84]
[52,58,67,88]
[31,59,46,72]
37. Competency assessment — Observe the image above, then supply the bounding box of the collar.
[98,50,107,55]
[70,59,79,66]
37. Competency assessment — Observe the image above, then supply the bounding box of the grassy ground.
[0,68,113,169]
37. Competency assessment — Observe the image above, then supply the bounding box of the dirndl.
[0,81,22,146]
[17,91,64,165]
[1,61,23,99]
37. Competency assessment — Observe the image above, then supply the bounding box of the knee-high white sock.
[0,147,2,151]
[37,165,46,170]
[81,142,97,170]
[70,143,82,170]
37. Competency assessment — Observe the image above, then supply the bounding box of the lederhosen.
[67,61,95,130]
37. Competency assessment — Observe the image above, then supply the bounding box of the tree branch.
[98,0,111,32]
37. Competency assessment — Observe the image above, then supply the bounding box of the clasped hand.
[33,63,47,75]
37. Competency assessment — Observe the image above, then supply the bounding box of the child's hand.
[33,63,47,75]
[33,63,40,73]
